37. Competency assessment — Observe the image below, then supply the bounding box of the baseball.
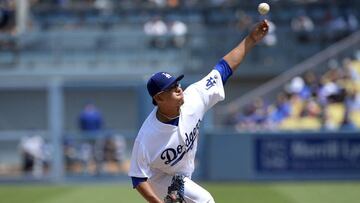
[258,3,270,15]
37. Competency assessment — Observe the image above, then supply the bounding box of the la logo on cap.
[162,72,172,79]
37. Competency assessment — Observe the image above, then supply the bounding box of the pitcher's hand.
[249,19,269,44]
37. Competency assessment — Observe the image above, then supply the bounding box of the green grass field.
[1,181,360,203]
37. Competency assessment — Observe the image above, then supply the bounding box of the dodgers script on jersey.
[128,69,225,196]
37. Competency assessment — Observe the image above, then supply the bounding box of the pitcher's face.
[155,82,184,108]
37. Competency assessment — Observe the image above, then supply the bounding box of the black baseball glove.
[164,174,186,203]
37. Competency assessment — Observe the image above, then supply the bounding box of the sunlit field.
[1,181,360,203]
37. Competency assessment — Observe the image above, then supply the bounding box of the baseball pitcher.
[129,20,269,203]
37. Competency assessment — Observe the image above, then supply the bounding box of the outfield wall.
[204,131,360,181]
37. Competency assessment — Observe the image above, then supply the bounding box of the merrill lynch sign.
[255,135,360,172]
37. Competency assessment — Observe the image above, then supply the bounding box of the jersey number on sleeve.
[205,76,217,90]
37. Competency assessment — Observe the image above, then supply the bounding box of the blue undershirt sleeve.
[131,177,148,188]
[214,59,233,85]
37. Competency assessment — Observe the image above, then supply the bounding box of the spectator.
[94,0,114,14]
[322,9,348,42]
[268,92,291,124]
[303,71,320,98]
[148,0,167,8]
[168,19,188,48]
[235,97,270,132]
[78,142,94,174]
[143,16,168,49]
[345,10,358,33]
[63,138,79,173]
[100,134,127,173]
[291,13,314,43]
[287,76,312,100]
[19,135,48,177]
[78,102,103,134]
[343,57,360,81]
[329,15,348,39]
[0,0,17,55]
[0,4,15,33]
[167,0,180,8]
[299,99,322,130]
[340,104,356,131]
[235,104,258,132]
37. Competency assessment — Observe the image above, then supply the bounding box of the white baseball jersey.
[128,69,225,198]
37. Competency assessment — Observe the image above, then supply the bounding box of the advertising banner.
[256,135,360,173]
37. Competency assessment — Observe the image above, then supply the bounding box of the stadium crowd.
[226,55,360,132]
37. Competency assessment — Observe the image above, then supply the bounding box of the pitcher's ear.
[153,94,164,105]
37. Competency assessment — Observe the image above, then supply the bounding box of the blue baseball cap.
[147,72,184,105]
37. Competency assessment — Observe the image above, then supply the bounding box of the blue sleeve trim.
[214,59,233,85]
[131,176,148,188]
